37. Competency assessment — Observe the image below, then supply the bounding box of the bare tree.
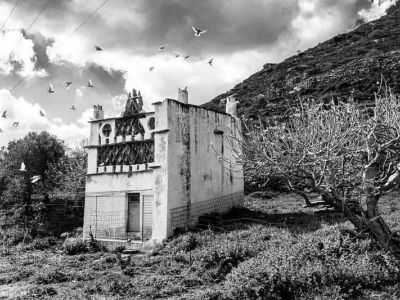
[226,92,400,254]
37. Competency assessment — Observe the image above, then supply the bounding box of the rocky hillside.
[203,4,400,122]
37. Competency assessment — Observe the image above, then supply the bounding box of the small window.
[102,124,112,137]
[147,117,155,130]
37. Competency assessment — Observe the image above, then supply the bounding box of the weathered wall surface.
[164,99,244,234]
[151,101,169,241]
[83,171,154,240]
[83,99,244,244]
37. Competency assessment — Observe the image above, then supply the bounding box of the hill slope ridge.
[203,5,400,121]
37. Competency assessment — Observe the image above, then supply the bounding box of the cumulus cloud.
[110,93,127,115]
[0,0,398,148]
[0,89,90,147]
[0,30,48,78]
[358,0,398,22]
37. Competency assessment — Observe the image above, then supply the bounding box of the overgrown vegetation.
[0,132,87,240]
[227,90,400,255]
[0,195,399,299]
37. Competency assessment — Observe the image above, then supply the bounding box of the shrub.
[220,225,400,299]
[27,286,57,298]
[63,238,87,255]
[114,245,126,253]
[368,29,386,39]
[33,268,69,284]
[28,236,58,250]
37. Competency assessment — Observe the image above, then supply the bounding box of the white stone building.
[83,89,244,249]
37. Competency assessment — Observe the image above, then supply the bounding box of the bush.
[368,29,386,39]
[33,268,69,284]
[63,238,87,255]
[114,245,126,253]
[27,286,57,298]
[220,225,400,299]
[28,236,58,250]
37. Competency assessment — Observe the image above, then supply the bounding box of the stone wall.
[162,99,244,236]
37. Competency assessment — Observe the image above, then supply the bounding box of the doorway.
[127,193,140,232]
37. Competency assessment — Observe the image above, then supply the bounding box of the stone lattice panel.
[115,115,145,137]
[97,140,154,166]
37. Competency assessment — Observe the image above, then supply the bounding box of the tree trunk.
[314,185,400,254]
[362,156,400,254]
[365,187,400,254]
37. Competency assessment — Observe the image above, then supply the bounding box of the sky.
[0,0,397,147]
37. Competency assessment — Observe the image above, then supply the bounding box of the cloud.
[0,0,398,148]
[0,30,48,78]
[358,0,398,22]
[0,89,90,147]
[110,93,127,115]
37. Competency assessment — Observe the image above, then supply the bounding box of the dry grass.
[1,192,400,299]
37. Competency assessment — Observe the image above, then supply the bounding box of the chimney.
[178,87,188,104]
[225,95,238,117]
[93,104,104,120]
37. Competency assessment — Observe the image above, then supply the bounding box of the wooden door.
[127,193,140,232]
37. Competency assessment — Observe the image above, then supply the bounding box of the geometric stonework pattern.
[115,115,145,137]
[97,140,154,166]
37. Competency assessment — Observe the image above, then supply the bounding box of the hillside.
[203,4,400,121]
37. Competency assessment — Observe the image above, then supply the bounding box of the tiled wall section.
[169,191,244,233]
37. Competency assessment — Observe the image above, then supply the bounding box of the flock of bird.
[149,26,213,72]
[0,25,212,184]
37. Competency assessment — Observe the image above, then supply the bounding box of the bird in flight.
[31,175,41,183]
[12,122,19,128]
[174,53,180,58]
[208,57,214,66]
[149,66,155,72]
[65,82,72,90]
[94,45,103,51]
[87,79,94,88]
[158,44,167,51]
[1,110,6,118]
[192,26,208,37]
[39,110,46,117]
[48,84,55,94]
[183,54,190,59]
[0,128,2,133]
[70,105,76,110]
[19,162,26,172]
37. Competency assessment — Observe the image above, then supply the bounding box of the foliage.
[45,145,87,196]
[0,131,65,208]
[0,131,65,187]
[63,238,88,255]
[0,132,87,238]
[222,225,400,300]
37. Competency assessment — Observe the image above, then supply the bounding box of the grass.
[1,192,400,299]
